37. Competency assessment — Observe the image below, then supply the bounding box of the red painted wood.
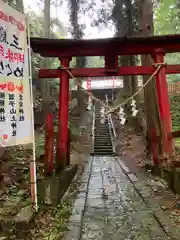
[39,65,180,79]
[31,34,180,57]
[105,54,118,70]
[44,113,54,176]
[153,50,172,153]
[56,58,71,173]
[168,130,180,140]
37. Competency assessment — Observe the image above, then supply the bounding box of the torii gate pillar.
[56,57,71,172]
[152,49,173,154]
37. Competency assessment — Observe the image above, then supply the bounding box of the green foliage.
[154,0,180,82]
[86,57,104,68]
[27,11,65,81]
[170,95,180,131]
[155,0,178,35]
[38,200,71,239]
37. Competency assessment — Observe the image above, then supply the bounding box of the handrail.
[109,114,117,138]
[92,104,96,147]
[105,95,116,139]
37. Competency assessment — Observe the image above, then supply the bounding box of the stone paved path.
[63,156,180,240]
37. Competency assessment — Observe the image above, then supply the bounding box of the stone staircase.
[93,104,114,156]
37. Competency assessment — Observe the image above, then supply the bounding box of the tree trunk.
[120,56,132,96]
[16,0,24,12]
[113,0,139,103]
[112,0,132,103]
[69,0,86,116]
[40,0,51,119]
[126,0,138,96]
[129,56,138,95]
[76,58,86,115]
[139,0,163,155]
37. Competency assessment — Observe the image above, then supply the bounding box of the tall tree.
[68,0,87,116]
[139,0,162,155]
[112,0,132,97]
[155,0,180,82]
[112,0,138,106]
[5,0,24,12]
[40,0,51,118]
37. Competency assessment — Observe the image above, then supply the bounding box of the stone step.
[95,124,109,126]
[94,142,112,144]
[94,140,111,142]
[93,152,114,156]
[95,133,110,135]
[94,135,111,141]
[94,144,112,147]
[94,145,113,148]
[94,137,111,139]
[94,142,112,145]
[94,148,113,152]
[93,148,113,152]
[94,129,109,131]
[94,143,112,145]
[94,133,110,135]
[94,130,109,132]
[95,126,109,128]
[94,128,109,131]
[94,140,111,143]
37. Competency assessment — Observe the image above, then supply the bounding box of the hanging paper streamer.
[100,106,105,116]
[100,117,105,124]
[87,96,92,110]
[118,107,126,125]
[100,106,106,124]
[130,99,138,117]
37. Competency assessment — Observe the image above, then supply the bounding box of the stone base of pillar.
[37,165,77,206]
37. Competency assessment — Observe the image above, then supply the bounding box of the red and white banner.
[0,1,33,146]
[83,77,123,90]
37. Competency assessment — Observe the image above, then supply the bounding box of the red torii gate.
[30,34,180,171]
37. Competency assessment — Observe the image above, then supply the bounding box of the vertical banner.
[0,1,33,146]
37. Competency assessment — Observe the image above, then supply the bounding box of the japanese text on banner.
[0,1,33,146]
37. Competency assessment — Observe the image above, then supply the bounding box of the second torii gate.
[30,34,180,171]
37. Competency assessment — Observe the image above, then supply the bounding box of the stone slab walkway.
[63,156,180,240]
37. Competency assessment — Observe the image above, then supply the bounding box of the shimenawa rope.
[61,63,165,115]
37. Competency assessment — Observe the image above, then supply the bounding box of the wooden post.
[152,49,173,154]
[151,127,158,165]
[67,128,71,166]
[44,113,54,176]
[56,57,71,173]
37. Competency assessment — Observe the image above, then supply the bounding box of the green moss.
[170,95,180,146]
[170,95,180,131]
[41,200,72,239]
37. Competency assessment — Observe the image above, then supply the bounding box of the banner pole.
[26,18,38,212]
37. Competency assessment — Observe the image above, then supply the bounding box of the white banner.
[0,1,33,146]
[83,78,124,89]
